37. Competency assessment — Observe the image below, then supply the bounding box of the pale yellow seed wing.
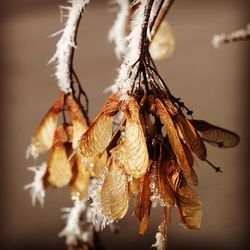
[100,159,129,220]
[150,20,175,60]
[47,144,72,188]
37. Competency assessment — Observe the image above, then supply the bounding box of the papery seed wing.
[135,172,152,235]
[79,94,121,157]
[47,143,72,188]
[176,113,207,160]
[150,20,175,60]
[29,95,64,157]
[92,151,108,178]
[190,119,240,148]
[156,99,195,185]
[100,159,129,220]
[158,160,176,206]
[176,182,202,230]
[115,98,149,179]
[70,153,90,199]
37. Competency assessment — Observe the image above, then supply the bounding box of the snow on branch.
[59,199,92,246]
[49,0,90,93]
[212,23,250,48]
[115,0,152,99]
[24,162,47,206]
[109,0,130,59]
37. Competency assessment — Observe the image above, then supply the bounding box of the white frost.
[59,198,93,246]
[26,143,39,159]
[109,0,130,59]
[152,222,166,250]
[115,0,151,99]
[24,162,47,206]
[87,168,114,231]
[152,232,165,250]
[49,0,90,93]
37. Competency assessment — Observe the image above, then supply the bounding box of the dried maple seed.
[135,172,152,235]
[156,99,196,186]
[176,113,207,160]
[111,97,149,179]
[79,94,122,157]
[190,119,240,148]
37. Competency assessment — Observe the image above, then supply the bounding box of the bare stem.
[151,0,175,39]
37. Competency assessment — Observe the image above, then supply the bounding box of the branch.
[49,0,90,93]
[150,0,175,39]
[212,23,250,48]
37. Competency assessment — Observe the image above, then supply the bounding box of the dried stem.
[150,0,175,39]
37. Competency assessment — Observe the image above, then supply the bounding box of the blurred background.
[0,0,249,249]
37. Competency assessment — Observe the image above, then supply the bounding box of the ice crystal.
[59,198,90,246]
[109,0,130,59]
[49,0,90,93]
[24,162,47,206]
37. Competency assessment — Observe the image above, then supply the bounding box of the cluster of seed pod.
[77,89,240,237]
[27,93,106,200]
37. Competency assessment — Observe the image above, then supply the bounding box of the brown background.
[0,0,249,249]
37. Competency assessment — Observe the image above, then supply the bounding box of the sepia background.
[0,0,249,249]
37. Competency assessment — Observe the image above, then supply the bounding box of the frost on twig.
[87,168,114,231]
[115,0,152,99]
[24,162,47,206]
[152,222,167,250]
[49,0,90,93]
[59,198,94,246]
[109,0,130,59]
[212,23,250,48]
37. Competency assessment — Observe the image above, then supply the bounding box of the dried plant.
[25,0,241,250]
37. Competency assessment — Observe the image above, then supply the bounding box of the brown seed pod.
[100,158,129,220]
[70,153,90,199]
[135,172,152,235]
[176,182,202,230]
[176,113,207,160]
[181,142,198,186]
[167,164,202,229]
[158,160,176,206]
[190,119,240,148]
[155,99,196,186]
[79,94,122,158]
[112,97,149,179]
[47,143,72,188]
